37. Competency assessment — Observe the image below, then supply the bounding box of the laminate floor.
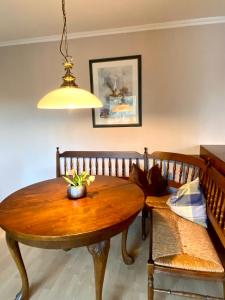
[0,217,223,300]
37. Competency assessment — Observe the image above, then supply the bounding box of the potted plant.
[63,169,95,199]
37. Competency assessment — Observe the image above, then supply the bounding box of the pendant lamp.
[37,0,102,109]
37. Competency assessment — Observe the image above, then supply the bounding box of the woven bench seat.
[152,209,224,273]
[146,194,170,209]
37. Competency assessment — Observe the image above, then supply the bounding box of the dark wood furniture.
[0,176,144,300]
[147,164,225,299]
[56,147,145,178]
[200,145,225,176]
[142,148,208,239]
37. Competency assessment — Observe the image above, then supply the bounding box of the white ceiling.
[1,0,225,44]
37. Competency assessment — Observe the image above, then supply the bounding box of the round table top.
[0,176,144,247]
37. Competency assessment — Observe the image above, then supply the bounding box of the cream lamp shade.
[38,87,102,109]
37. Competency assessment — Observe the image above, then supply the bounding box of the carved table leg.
[88,240,110,300]
[148,264,154,300]
[121,228,134,265]
[6,234,29,300]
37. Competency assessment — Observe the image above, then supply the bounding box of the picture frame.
[89,55,142,128]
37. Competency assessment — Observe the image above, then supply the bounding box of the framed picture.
[89,55,142,128]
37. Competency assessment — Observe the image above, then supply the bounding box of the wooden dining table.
[0,175,144,300]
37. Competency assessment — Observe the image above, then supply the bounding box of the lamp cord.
[60,0,70,63]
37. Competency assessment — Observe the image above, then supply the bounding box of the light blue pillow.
[167,178,207,227]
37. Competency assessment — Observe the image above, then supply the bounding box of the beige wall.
[0,24,225,200]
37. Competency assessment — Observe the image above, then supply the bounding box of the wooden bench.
[147,164,225,299]
[142,149,208,239]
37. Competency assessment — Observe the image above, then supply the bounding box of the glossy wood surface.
[0,176,144,247]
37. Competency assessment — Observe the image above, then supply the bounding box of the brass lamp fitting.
[61,61,78,87]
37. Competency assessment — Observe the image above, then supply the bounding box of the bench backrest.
[144,148,208,189]
[202,166,225,248]
[57,147,208,185]
[56,147,144,178]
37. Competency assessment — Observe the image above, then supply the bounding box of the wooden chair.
[148,165,225,299]
[142,148,208,239]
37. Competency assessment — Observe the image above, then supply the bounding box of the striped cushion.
[167,178,207,227]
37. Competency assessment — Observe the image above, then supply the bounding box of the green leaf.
[73,172,79,183]
[81,171,88,179]
[62,176,75,186]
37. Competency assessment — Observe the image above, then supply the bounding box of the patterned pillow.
[167,178,207,227]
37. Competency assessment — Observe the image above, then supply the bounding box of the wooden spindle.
[208,179,214,209]
[166,160,169,179]
[102,158,105,176]
[179,162,184,184]
[129,158,132,174]
[184,164,190,183]
[109,158,112,176]
[191,167,196,181]
[115,158,118,177]
[212,185,219,215]
[206,178,212,207]
[70,157,73,170]
[215,189,222,221]
[83,158,85,173]
[89,158,92,175]
[64,158,67,175]
[56,147,60,177]
[144,147,149,172]
[77,158,79,174]
[159,160,162,173]
[219,193,225,228]
[172,161,176,181]
[96,157,98,175]
[211,182,217,210]
[205,173,210,196]
[122,159,125,177]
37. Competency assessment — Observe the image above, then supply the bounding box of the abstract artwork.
[89,55,142,127]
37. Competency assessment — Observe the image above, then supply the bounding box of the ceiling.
[1,0,225,44]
